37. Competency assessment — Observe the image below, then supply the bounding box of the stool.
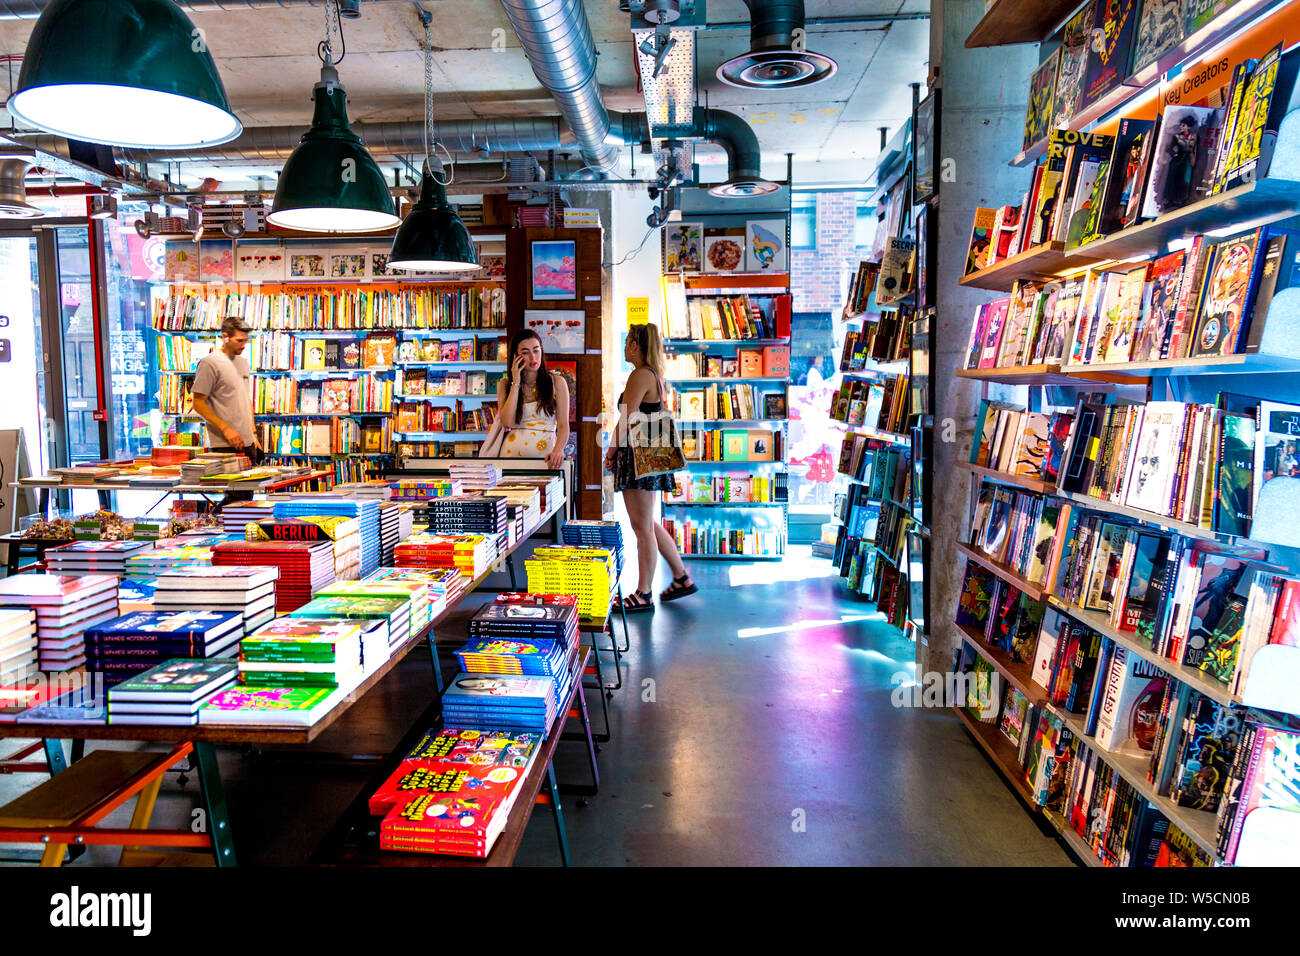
[0,743,205,866]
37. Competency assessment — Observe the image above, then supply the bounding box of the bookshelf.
[949,7,1300,867]
[153,263,508,477]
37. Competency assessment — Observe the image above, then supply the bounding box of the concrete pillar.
[924,1,1038,677]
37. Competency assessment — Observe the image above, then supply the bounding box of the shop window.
[791,194,816,250]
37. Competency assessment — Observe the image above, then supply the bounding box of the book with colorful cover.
[1172,696,1242,812]
[1221,43,1282,190]
[1081,0,1139,109]
[1132,0,1186,73]
[107,658,238,703]
[964,208,997,277]
[198,684,344,725]
[998,687,1031,747]
[0,573,117,605]
[1228,725,1300,865]
[1052,2,1096,128]
[955,564,996,630]
[1133,250,1186,361]
[86,610,241,641]
[1189,228,1264,357]
[1024,47,1061,151]
[241,619,365,662]
[1251,400,1300,513]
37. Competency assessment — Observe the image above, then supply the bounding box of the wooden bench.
[0,743,209,866]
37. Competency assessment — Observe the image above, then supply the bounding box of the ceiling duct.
[496,0,620,172]
[633,26,696,138]
[717,0,838,89]
[0,156,42,217]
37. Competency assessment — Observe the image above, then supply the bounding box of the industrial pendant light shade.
[8,0,241,149]
[388,159,479,272]
[267,65,399,233]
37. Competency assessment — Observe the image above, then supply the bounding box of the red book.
[762,346,789,378]
[773,294,791,338]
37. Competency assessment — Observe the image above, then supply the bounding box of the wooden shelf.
[957,461,1058,495]
[952,705,1038,806]
[1067,178,1300,262]
[965,0,1080,47]
[958,242,1100,292]
[956,541,1048,602]
[955,623,1048,707]
[1045,597,1239,709]
[955,364,1147,386]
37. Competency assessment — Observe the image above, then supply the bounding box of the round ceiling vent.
[708,176,781,199]
[717,49,838,89]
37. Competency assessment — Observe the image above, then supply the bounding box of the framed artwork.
[745,219,787,272]
[164,241,200,282]
[235,242,286,282]
[328,246,367,279]
[549,360,579,423]
[913,88,939,204]
[531,240,577,300]
[524,309,585,353]
[663,221,702,273]
[199,240,234,282]
[704,233,745,274]
[288,248,328,279]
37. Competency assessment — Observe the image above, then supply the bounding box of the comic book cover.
[1221,43,1282,190]
[1142,105,1221,218]
[1052,2,1096,128]
[1189,229,1264,357]
[1133,249,1186,361]
[1172,696,1242,812]
[1132,0,1185,73]
[1184,554,1247,666]
[1081,0,1140,109]
[955,564,996,630]
[1024,48,1061,151]
[1215,411,1254,537]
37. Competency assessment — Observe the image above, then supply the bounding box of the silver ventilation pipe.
[496,0,621,173]
[0,0,339,18]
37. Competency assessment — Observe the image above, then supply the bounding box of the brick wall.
[792,192,863,312]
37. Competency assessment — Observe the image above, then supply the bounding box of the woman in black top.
[605,323,696,612]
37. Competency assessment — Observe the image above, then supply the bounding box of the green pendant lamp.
[388,157,480,272]
[388,13,478,272]
[8,0,241,149]
[268,1,398,233]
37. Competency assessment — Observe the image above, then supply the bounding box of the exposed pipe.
[496,0,621,172]
[0,0,337,18]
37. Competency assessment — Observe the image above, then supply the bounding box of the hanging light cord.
[421,16,454,186]
[318,0,346,66]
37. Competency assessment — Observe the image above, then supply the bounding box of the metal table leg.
[193,741,238,867]
[582,637,611,744]
[558,673,599,803]
[541,763,571,867]
[426,625,444,694]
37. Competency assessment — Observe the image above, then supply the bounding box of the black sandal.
[617,589,655,613]
[660,573,698,603]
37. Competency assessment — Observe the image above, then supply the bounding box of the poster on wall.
[235,243,286,282]
[664,222,702,273]
[525,309,585,353]
[369,252,399,278]
[744,220,787,272]
[164,241,200,282]
[914,89,938,203]
[704,230,745,274]
[199,240,234,283]
[288,248,328,279]
[530,240,577,300]
[329,246,367,279]
[549,359,579,423]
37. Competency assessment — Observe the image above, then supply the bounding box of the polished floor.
[0,544,1073,867]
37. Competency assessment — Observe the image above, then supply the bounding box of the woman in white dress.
[494,329,569,467]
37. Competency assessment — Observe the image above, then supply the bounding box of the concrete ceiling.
[0,0,931,188]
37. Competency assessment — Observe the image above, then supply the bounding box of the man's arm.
[191,391,244,450]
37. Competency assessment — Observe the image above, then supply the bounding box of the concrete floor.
[0,542,1074,867]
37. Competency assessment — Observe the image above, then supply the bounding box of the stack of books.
[152,566,278,636]
[117,577,159,613]
[274,498,382,576]
[459,595,581,711]
[84,609,244,684]
[0,609,37,688]
[211,540,335,611]
[289,594,411,650]
[124,542,219,578]
[420,495,509,535]
[448,462,500,491]
[43,540,155,577]
[388,478,462,501]
[394,533,497,579]
[106,659,238,725]
[497,474,563,514]
[376,501,414,566]
[486,486,541,542]
[364,566,458,621]
[562,519,625,576]
[222,501,275,535]
[198,683,348,726]
[0,574,119,671]
[441,672,556,735]
[332,480,394,499]
[316,578,430,643]
[525,546,616,619]
[239,618,368,689]
[247,515,361,582]
[372,727,541,858]
[180,453,245,481]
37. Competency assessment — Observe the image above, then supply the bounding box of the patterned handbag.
[629,408,686,479]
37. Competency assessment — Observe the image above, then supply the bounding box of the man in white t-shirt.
[192,316,260,459]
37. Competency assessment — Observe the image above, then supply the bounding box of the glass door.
[0,235,50,478]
